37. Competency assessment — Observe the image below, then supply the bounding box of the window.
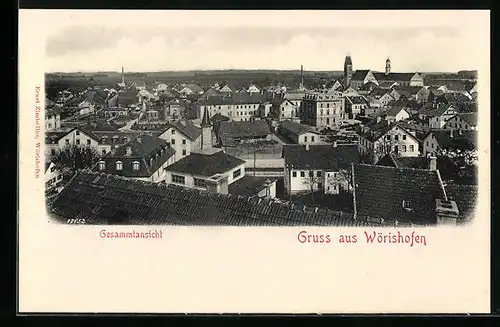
[182,139,186,145]
[98,161,106,171]
[194,178,207,188]
[50,166,56,172]
[402,145,407,152]
[172,174,185,184]
[182,149,187,156]
[386,135,391,140]
[172,129,175,134]
[316,171,321,177]
[132,161,140,171]
[318,182,323,189]
[394,135,399,141]
[300,171,305,177]
[326,110,330,115]
[402,135,407,140]
[304,136,308,143]
[65,139,69,144]
[309,171,314,177]
[51,149,56,155]
[409,145,414,152]
[326,118,330,125]
[76,131,80,136]
[402,200,413,210]
[233,168,242,179]
[87,139,91,145]
[102,149,106,155]
[326,103,330,108]
[311,136,315,142]
[115,161,123,170]
[292,171,297,177]
[76,139,80,145]
[171,139,175,145]
[57,174,63,181]
[426,141,429,146]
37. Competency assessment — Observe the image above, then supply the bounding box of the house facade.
[270,98,298,121]
[45,107,62,132]
[277,120,321,145]
[164,148,247,191]
[94,135,176,183]
[283,144,360,195]
[443,113,477,131]
[358,123,421,162]
[419,104,458,129]
[45,161,64,194]
[157,120,202,162]
[300,90,346,129]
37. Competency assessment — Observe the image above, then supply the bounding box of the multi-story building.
[282,143,360,195]
[270,97,298,121]
[198,93,266,122]
[45,107,62,131]
[157,119,202,163]
[93,134,176,183]
[300,90,346,129]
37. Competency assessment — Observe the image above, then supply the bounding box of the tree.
[436,148,478,184]
[326,169,351,193]
[51,144,100,181]
[302,170,323,204]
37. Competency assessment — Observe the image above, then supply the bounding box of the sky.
[36,10,489,73]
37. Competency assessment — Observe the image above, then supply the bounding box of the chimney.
[428,155,437,171]
[435,199,459,226]
[450,129,454,138]
[333,140,338,148]
[121,67,125,85]
[126,146,132,157]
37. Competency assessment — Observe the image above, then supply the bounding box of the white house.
[247,84,261,94]
[282,144,360,195]
[443,113,477,131]
[157,120,202,162]
[277,120,322,145]
[164,147,247,191]
[358,122,421,162]
[418,104,458,129]
[45,161,64,194]
[270,98,298,121]
[45,107,62,132]
[385,106,410,123]
[94,135,176,183]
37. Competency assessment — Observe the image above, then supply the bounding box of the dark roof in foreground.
[278,120,317,135]
[283,144,360,170]
[164,148,246,177]
[353,164,447,225]
[228,175,277,198]
[47,171,381,226]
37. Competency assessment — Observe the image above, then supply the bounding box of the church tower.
[385,57,391,75]
[200,104,213,150]
[343,54,353,89]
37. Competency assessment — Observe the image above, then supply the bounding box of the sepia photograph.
[42,12,480,228]
[19,10,490,314]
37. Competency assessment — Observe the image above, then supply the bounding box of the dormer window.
[115,161,123,171]
[132,161,140,171]
[98,161,106,171]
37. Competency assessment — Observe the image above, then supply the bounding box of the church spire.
[201,102,211,127]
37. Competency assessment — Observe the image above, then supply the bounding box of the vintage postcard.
[18,10,490,313]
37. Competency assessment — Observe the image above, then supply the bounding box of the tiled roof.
[228,175,277,198]
[376,153,430,169]
[358,81,378,91]
[353,164,447,225]
[458,112,478,126]
[373,72,416,82]
[437,93,472,104]
[219,120,271,140]
[278,120,316,136]
[445,184,478,222]
[285,92,306,101]
[345,95,368,105]
[432,79,467,92]
[46,107,63,116]
[369,87,390,98]
[283,144,360,170]
[392,85,424,96]
[386,106,409,117]
[160,120,201,141]
[48,171,379,226]
[202,93,266,106]
[351,70,371,81]
[430,130,477,150]
[210,113,230,123]
[418,103,455,117]
[95,135,176,178]
[164,149,246,177]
